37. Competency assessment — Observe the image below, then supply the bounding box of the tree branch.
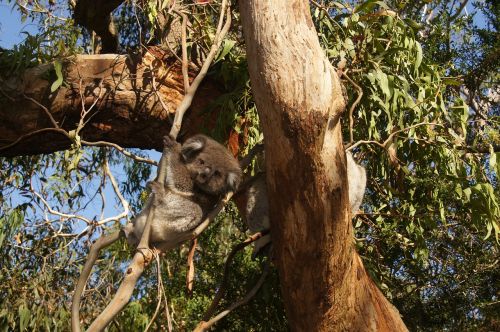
[201,231,268,322]
[195,259,270,332]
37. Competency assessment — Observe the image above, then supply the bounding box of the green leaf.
[489,145,498,176]
[442,77,462,86]
[50,61,63,92]
[18,305,30,331]
[414,41,422,73]
[215,40,236,62]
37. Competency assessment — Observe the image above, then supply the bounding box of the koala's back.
[124,192,203,251]
[167,144,195,193]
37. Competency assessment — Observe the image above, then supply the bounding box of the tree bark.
[238,1,408,331]
[0,48,221,157]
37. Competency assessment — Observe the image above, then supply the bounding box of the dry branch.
[71,230,123,332]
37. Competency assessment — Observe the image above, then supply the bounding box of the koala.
[123,134,242,251]
[244,151,366,256]
[244,174,271,257]
[181,134,242,196]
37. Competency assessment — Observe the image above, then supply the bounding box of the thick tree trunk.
[238,1,408,331]
[0,49,220,157]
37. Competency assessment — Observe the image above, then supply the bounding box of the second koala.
[244,151,366,256]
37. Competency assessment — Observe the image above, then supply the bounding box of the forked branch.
[195,257,270,332]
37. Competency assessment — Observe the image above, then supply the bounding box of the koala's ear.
[226,172,241,192]
[182,135,206,160]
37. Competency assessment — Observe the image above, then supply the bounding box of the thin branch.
[346,122,442,151]
[195,260,270,332]
[24,95,60,128]
[86,247,159,331]
[71,230,123,332]
[96,156,130,225]
[144,252,163,332]
[150,65,175,119]
[81,140,157,165]
[31,186,92,225]
[202,231,268,321]
[341,72,363,144]
[0,128,70,151]
[160,260,174,332]
[190,191,233,238]
[169,0,231,139]
[76,79,105,136]
[174,9,190,93]
[186,238,197,296]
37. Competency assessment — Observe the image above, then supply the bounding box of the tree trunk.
[0,49,220,157]
[238,1,408,331]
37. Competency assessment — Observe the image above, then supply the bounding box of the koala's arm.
[162,136,194,197]
[346,152,366,214]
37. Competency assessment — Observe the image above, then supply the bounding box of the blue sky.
[0,2,38,48]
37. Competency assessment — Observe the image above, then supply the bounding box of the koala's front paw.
[163,135,178,149]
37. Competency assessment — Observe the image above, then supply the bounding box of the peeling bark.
[238,0,408,330]
[0,49,221,157]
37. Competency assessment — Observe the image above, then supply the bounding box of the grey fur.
[182,134,242,195]
[123,135,242,251]
[346,151,366,214]
[244,151,366,256]
[245,175,271,256]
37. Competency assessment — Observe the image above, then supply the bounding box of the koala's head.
[181,134,242,195]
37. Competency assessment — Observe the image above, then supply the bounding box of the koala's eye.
[214,170,221,177]
[198,159,205,165]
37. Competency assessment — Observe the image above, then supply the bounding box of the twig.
[174,9,190,93]
[346,122,442,151]
[341,72,363,144]
[71,230,123,332]
[145,251,163,332]
[169,0,231,139]
[195,259,270,332]
[98,156,130,225]
[150,64,174,117]
[0,127,70,151]
[202,231,268,321]
[160,261,174,332]
[85,247,158,331]
[24,94,60,128]
[186,238,197,295]
[190,191,233,238]
[31,186,92,225]
[81,140,157,165]
[76,79,105,136]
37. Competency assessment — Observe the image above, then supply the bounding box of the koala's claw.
[163,135,177,149]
